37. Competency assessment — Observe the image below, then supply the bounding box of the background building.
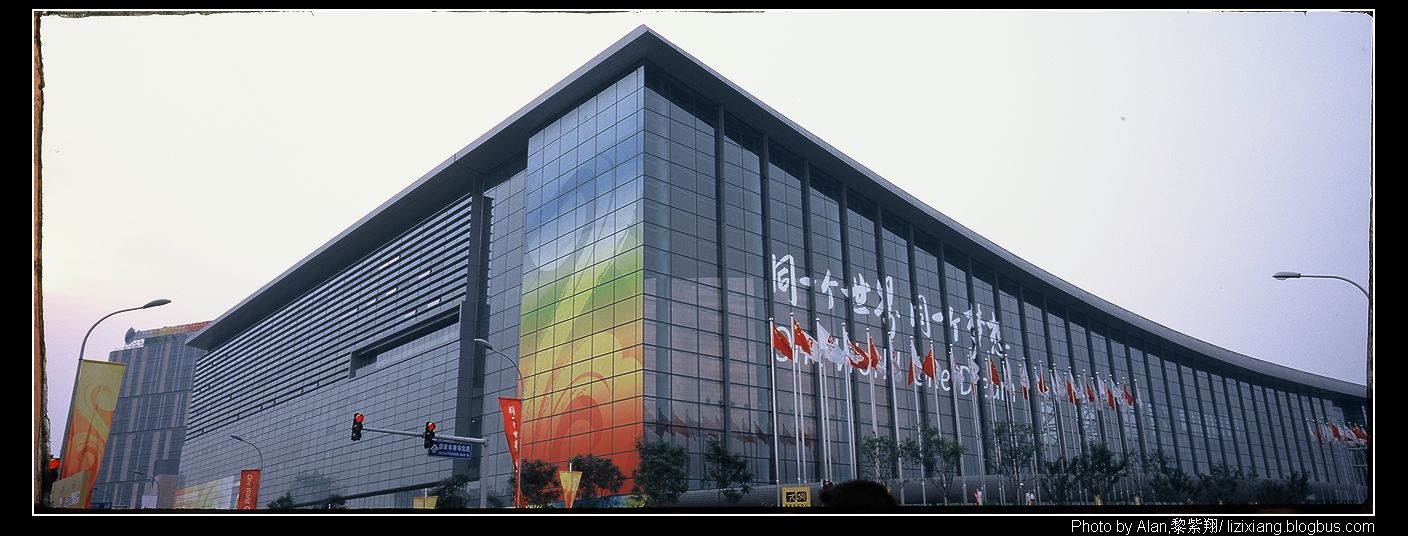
[180,27,1368,507]
[88,322,209,509]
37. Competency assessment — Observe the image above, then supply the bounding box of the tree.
[633,439,689,507]
[509,459,562,507]
[322,494,347,509]
[568,453,626,507]
[987,421,1037,505]
[432,474,471,509]
[1148,452,1196,504]
[267,492,296,510]
[291,472,338,506]
[1074,442,1127,504]
[703,437,753,504]
[859,433,901,489]
[1197,464,1251,504]
[899,425,963,504]
[1254,471,1311,505]
[1040,457,1081,505]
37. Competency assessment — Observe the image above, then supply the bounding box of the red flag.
[1106,380,1117,410]
[848,341,870,371]
[1036,370,1048,396]
[906,358,916,386]
[867,334,881,371]
[792,320,814,356]
[1123,383,1136,408]
[1019,366,1030,401]
[989,359,1002,386]
[1084,376,1096,403]
[1065,371,1079,405]
[772,324,793,361]
[1330,422,1343,441]
[923,347,937,380]
[1314,422,1324,444]
[1351,424,1369,443]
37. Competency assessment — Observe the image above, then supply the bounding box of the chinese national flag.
[989,359,1002,386]
[923,347,937,380]
[793,321,814,356]
[772,325,793,361]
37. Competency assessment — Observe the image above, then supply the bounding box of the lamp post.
[1273,271,1372,500]
[133,470,159,508]
[229,435,265,470]
[55,298,171,508]
[474,338,523,509]
[229,434,265,509]
[79,299,172,360]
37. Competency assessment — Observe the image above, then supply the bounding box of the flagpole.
[910,336,926,505]
[949,342,967,505]
[866,328,878,437]
[929,339,944,504]
[817,319,831,482]
[790,313,803,484]
[990,354,1001,504]
[865,328,879,481]
[816,317,822,481]
[845,331,856,480]
[767,318,782,486]
[887,332,904,488]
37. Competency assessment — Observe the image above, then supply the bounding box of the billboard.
[176,475,237,509]
[59,359,126,508]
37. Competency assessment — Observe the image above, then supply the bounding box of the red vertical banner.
[237,469,261,510]
[499,397,522,506]
[559,470,582,509]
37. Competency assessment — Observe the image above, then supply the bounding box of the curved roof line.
[190,26,1364,399]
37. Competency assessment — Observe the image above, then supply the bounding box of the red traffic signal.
[423,421,436,449]
[351,413,365,441]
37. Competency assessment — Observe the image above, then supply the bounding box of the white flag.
[815,322,847,365]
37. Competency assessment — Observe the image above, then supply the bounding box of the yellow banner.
[560,470,582,508]
[782,486,812,507]
[413,496,438,509]
[61,359,126,508]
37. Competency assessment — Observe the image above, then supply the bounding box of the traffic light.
[423,421,436,449]
[43,455,61,487]
[351,412,364,441]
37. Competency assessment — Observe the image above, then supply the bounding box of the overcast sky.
[37,10,1372,452]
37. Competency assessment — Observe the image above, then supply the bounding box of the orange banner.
[61,359,126,508]
[499,397,522,506]
[237,470,261,510]
[559,470,582,509]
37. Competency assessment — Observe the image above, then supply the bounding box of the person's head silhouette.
[825,479,896,507]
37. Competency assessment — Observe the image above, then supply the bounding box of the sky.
[36,10,1373,453]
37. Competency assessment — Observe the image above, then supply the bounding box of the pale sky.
[36,10,1373,453]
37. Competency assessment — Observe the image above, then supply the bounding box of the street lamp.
[1271,272,1370,299]
[53,298,172,507]
[474,338,523,509]
[1273,270,1372,500]
[79,299,172,360]
[229,435,265,470]
[133,470,159,508]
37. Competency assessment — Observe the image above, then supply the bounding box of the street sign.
[781,486,811,507]
[427,441,475,459]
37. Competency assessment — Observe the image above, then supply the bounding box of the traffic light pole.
[360,426,486,445]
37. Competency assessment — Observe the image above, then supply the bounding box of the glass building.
[181,27,1368,507]
[88,322,209,509]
